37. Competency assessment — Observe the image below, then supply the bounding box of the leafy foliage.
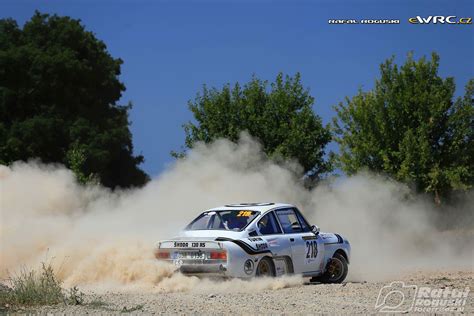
[333,52,473,203]
[177,73,332,180]
[0,12,148,188]
[65,143,99,185]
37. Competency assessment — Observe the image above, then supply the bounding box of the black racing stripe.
[215,237,271,255]
[215,237,234,242]
[323,234,344,245]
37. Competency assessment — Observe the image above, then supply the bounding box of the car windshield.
[186,210,259,231]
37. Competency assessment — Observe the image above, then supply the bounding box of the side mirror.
[311,225,320,235]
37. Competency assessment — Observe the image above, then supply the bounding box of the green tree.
[333,52,473,203]
[0,12,148,188]
[176,73,332,180]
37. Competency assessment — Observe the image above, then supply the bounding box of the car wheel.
[256,257,275,277]
[317,253,348,283]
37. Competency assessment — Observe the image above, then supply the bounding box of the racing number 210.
[306,240,318,258]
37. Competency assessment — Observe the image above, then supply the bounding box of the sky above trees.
[2,0,473,176]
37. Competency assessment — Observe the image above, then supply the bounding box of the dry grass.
[0,262,83,311]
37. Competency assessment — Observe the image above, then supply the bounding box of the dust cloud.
[0,133,472,292]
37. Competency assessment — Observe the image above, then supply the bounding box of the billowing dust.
[0,134,472,293]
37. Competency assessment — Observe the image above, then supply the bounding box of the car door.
[256,211,292,275]
[274,208,324,275]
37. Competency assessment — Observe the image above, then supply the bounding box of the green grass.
[0,262,83,311]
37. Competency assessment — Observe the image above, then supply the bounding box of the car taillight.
[154,249,170,259]
[210,250,227,260]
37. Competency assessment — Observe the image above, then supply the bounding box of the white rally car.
[155,203,351,283]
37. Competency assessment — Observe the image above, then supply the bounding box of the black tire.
[256,257,275,277]
[317,252,348,284]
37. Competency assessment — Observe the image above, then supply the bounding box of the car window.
[294,208,311,232]
[258,212,282,235]
[186,210,259,231]
[275,209,302,234]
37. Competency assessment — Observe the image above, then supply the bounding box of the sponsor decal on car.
[267,238,279,247]
[255,243,268,250]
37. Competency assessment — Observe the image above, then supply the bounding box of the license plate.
[173,241,208,248]
[173,252,206,260]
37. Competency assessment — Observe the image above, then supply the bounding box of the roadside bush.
[0,262,83,310]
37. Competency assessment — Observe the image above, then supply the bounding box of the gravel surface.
[18,270,474,314]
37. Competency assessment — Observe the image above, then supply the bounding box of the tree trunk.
[434,189,441,206]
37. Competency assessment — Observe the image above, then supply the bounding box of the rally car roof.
[206,202,295,213]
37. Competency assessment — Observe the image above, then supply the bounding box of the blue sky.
[2,0,473,177]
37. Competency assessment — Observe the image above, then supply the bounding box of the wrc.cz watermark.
[328,16,472,25]
[375,281,470,313]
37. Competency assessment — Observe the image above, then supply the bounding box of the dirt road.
[26,270,473,314]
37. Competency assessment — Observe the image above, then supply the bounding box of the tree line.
[1,12,472,204]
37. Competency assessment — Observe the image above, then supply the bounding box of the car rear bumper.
[179,263,228,276]
[158,257,228,276]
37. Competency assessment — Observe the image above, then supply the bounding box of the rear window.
[186,210,259,231]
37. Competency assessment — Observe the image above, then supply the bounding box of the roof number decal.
[237,211,253,217]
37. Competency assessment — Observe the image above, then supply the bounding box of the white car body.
[155,203,351,280]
